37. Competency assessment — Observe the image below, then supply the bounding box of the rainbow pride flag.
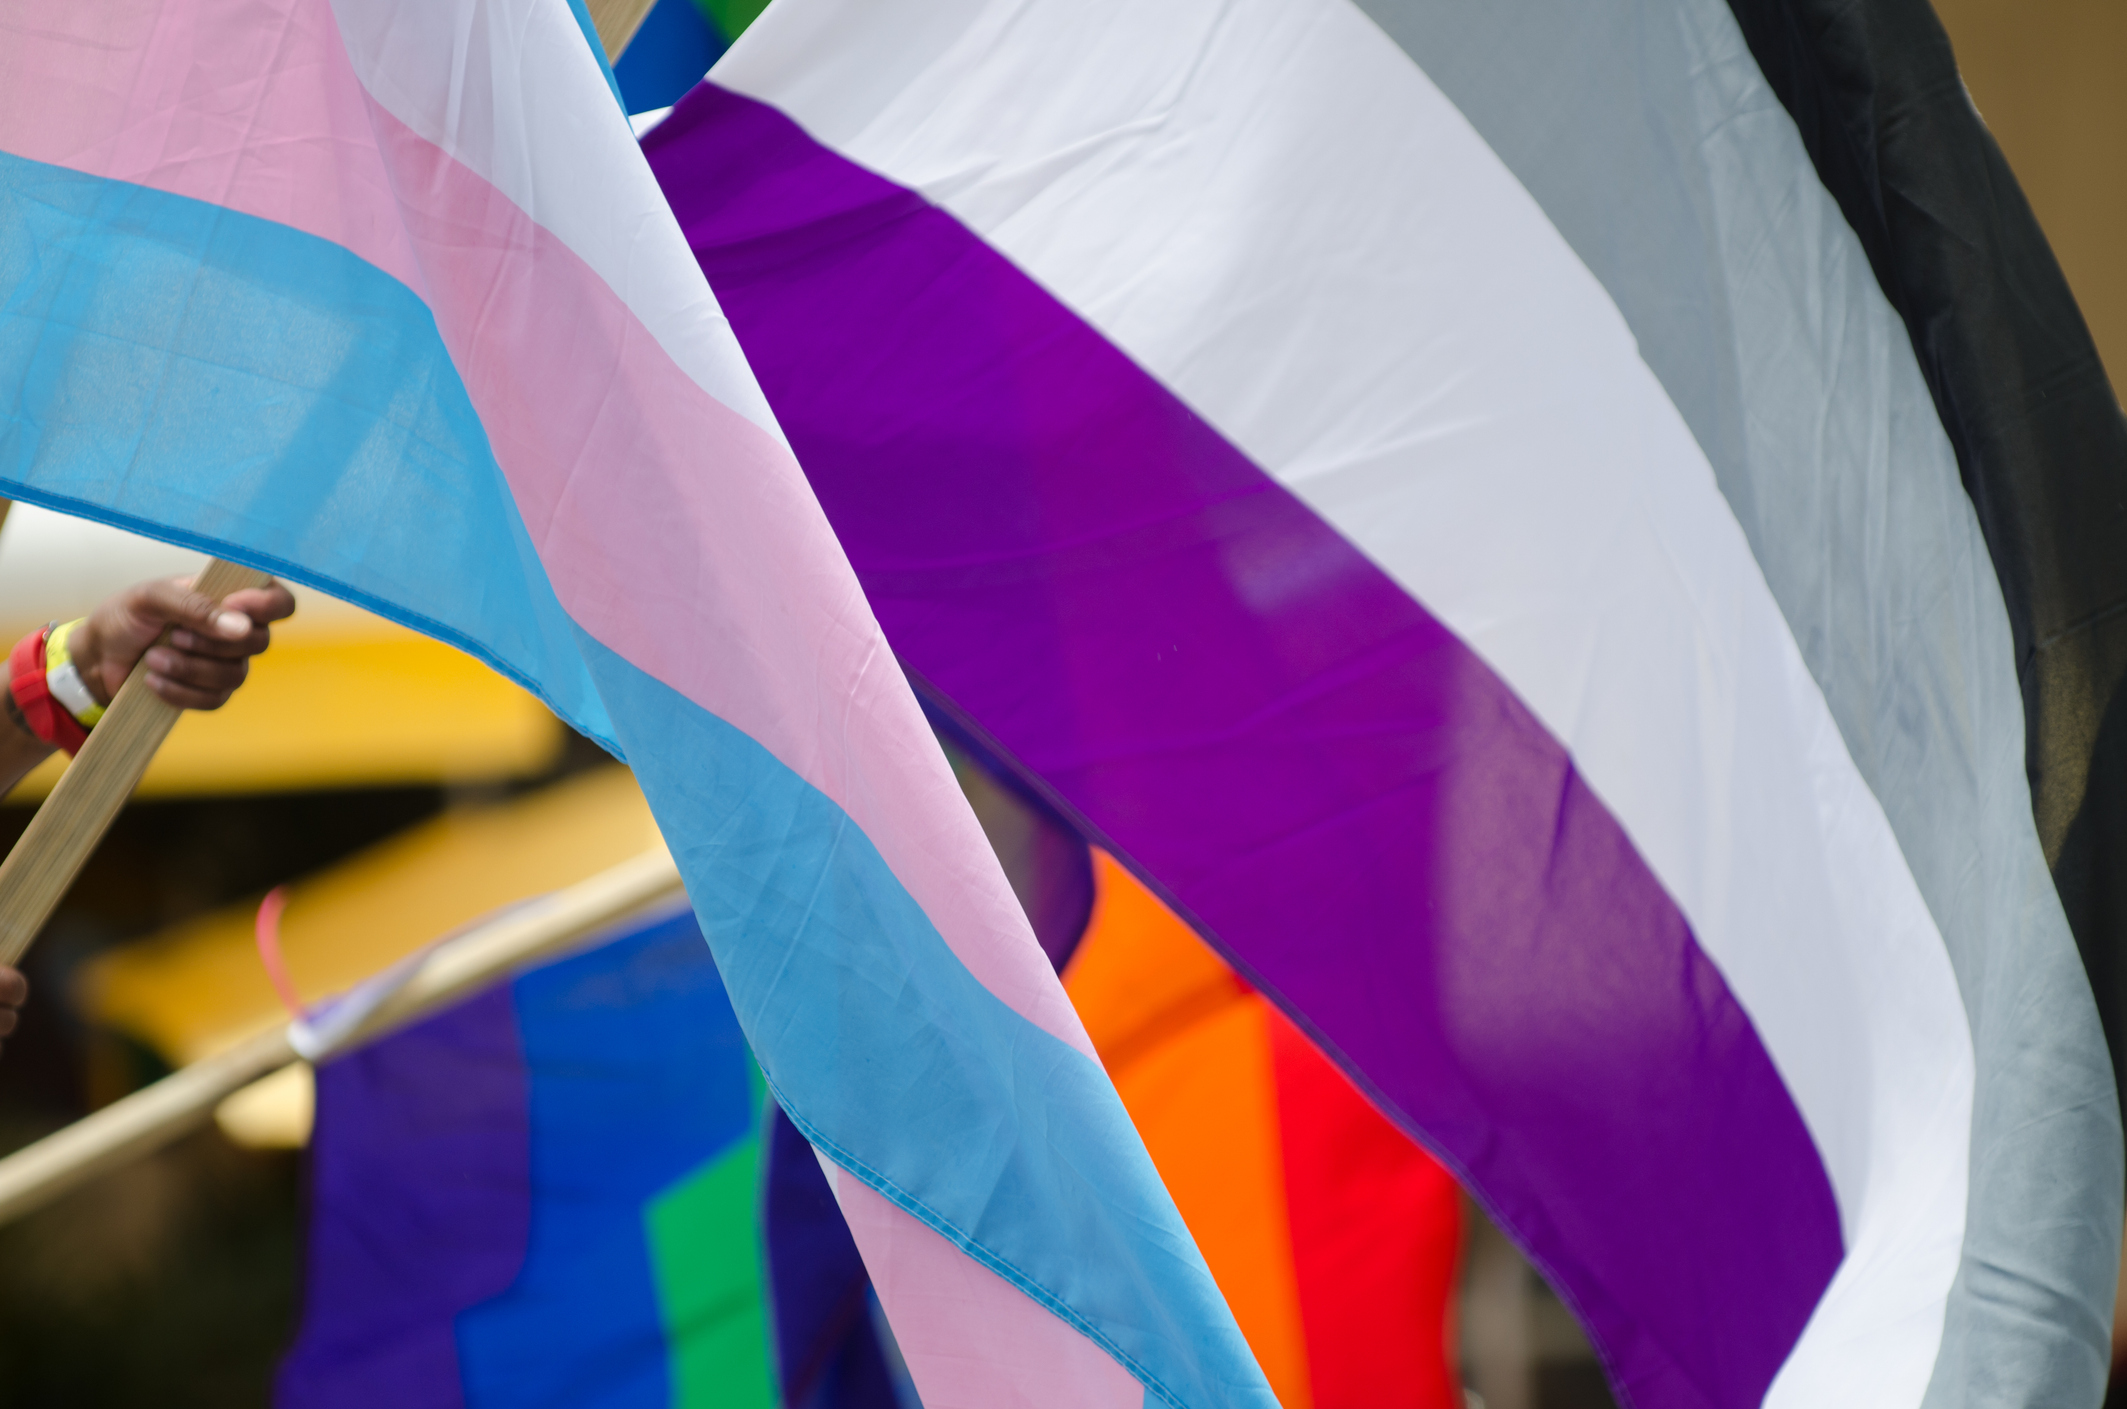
[0,2,1267,1403]
[279,907,782,1407]
[639,0,2126,1403]
[279,901,933,1408]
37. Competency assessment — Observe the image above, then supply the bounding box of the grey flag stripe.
[1347,0,2121,1402]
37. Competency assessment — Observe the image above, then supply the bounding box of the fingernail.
[215,610,251,637]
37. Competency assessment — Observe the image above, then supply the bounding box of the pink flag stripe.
[4,0,427,294]
[817,1149,1148,1408]
[320,0,785,445]
[0,0,1096,1064]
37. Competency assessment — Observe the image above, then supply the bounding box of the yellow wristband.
[45,619,104,728]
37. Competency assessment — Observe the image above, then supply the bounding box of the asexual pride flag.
[640,0,2127,1404]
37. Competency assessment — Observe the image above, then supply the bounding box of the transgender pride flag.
[640,0,2127,1404]
[0,2,1271,1405]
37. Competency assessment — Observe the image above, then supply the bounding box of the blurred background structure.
[1933,0,2127,390]
[0,1,2113,1404]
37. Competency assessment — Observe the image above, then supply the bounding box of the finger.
[166,624,271,660]
[220,582,296,625]
[0,967,28,1008]
[0,1010,19,1040]
[125,577,249,641]
[144,673,238,711]
[144,649,247,695]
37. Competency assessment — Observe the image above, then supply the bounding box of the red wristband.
[9,628,89,757]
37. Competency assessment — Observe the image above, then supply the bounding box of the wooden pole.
[586,0,660,61]
[0,1026,298,1222]
[0,558,273,965]
[0,847,682,1227]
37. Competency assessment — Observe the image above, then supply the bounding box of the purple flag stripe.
[277,985,531,1408]
[647,84,1844,1409]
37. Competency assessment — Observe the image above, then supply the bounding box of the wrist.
[0,683,44,752]
[8,628,88,756]
[61,618,111,707]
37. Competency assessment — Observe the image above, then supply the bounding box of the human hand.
[69,576,297,711]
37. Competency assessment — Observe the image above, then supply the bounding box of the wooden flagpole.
[0,558,273,965]
[0,847,682,1227]
[586,0,659,60]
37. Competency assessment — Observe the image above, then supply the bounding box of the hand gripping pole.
[0,559,273,965]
